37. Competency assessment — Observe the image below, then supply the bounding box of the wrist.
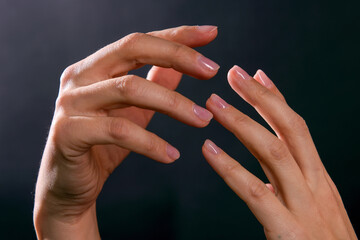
[34,201,100,240]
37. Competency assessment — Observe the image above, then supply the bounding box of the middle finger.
[63,74,213,127]
[206,94,312,210]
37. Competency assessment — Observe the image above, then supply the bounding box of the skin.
[34,25,219,239]
[202,66,357,239]
[34,25,357,239]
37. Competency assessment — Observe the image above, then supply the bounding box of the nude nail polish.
[198,55,220,72]
[196,25,218,33]
[233,65,251,80]
[210,94,228,109]
[204,139,221,155]
[166,144,180,160]
[256,69,272,88]
[193,104,213,121]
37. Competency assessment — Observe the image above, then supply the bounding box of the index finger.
[68,25,219,86]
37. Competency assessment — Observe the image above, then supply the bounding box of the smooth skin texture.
[203,66,357,239]
[34,25,219,240]
[34,25,357,239]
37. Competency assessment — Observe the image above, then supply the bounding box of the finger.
[93,67,183,129]
[202,139,296,234]
[71,25,219,85]
[148,25,218,48]
[56,116,180,164]
[69,75,213,127]
[228,65,323,182]
[127,66,183,127]
[147,66,183,91]
[206,94,312,209]
[253,70,285,102]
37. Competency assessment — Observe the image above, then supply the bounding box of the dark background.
[0,0,359,239]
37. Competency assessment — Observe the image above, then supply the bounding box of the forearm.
[34,203,100,240]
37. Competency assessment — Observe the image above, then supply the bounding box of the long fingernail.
[233,65,251,80]
[256,69,272,88]
[196,25,218,33]
[193,104,213,121]
[166,144,180,160]
[204,139,220,155]
[198,55,220,72]
[210,94,228,109]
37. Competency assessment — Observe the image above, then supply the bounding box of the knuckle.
[115,75,139,97]
[253,85,271,103]
[231,112,249,127]
[291,114,309,133]
[170,25,189,37]
[145,135,160,153]
[247,180,268,201]
[167,92,181,109]
[108,118,129,141]
[171,43,187,59]
[120,32,145,49]
[50,114,70,142]
[223,162,242,177]
[127,32,145,41]
[55,92,74,112]
[179,25,191,31]
[60,65,77,87]
[268,140,290,161]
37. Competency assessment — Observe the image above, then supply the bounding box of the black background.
[0,0,359,239]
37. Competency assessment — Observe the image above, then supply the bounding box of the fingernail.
[256,69,272,88]
[198,55,220,72]
[204,139,221,155]
[210,94,228,109]
[233,65,251,80]
[166,144,180,160]
[193,104,213,121]
[196,25,218,33]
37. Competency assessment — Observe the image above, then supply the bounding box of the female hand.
[202,66,357,239]
[34,25,219,239]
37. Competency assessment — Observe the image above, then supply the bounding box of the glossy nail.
[193,104,213,121]
[256,69,272,88]
[210,94,228,109]
[166,144,180,160]
[198,55,220,72]
[233,65,251,80]
[197,25,218,33]
[204,139,221,155]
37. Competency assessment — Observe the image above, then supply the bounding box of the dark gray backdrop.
[0,0,359,239]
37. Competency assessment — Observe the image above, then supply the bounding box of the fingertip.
[227,65,240,83]
[253,69,261,80]
[166,144,180,161]
[255,69,273,88]
[208,93,229,110]
[193,104,213,123]
[196,25,218,44]
[197,55,220,78]
[253,69,264,86]
[203,139,221,155]
[227,66,240,90]
[196,25,218,34]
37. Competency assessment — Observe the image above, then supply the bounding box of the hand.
[202,66,357,239]
[34,25,219,239]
